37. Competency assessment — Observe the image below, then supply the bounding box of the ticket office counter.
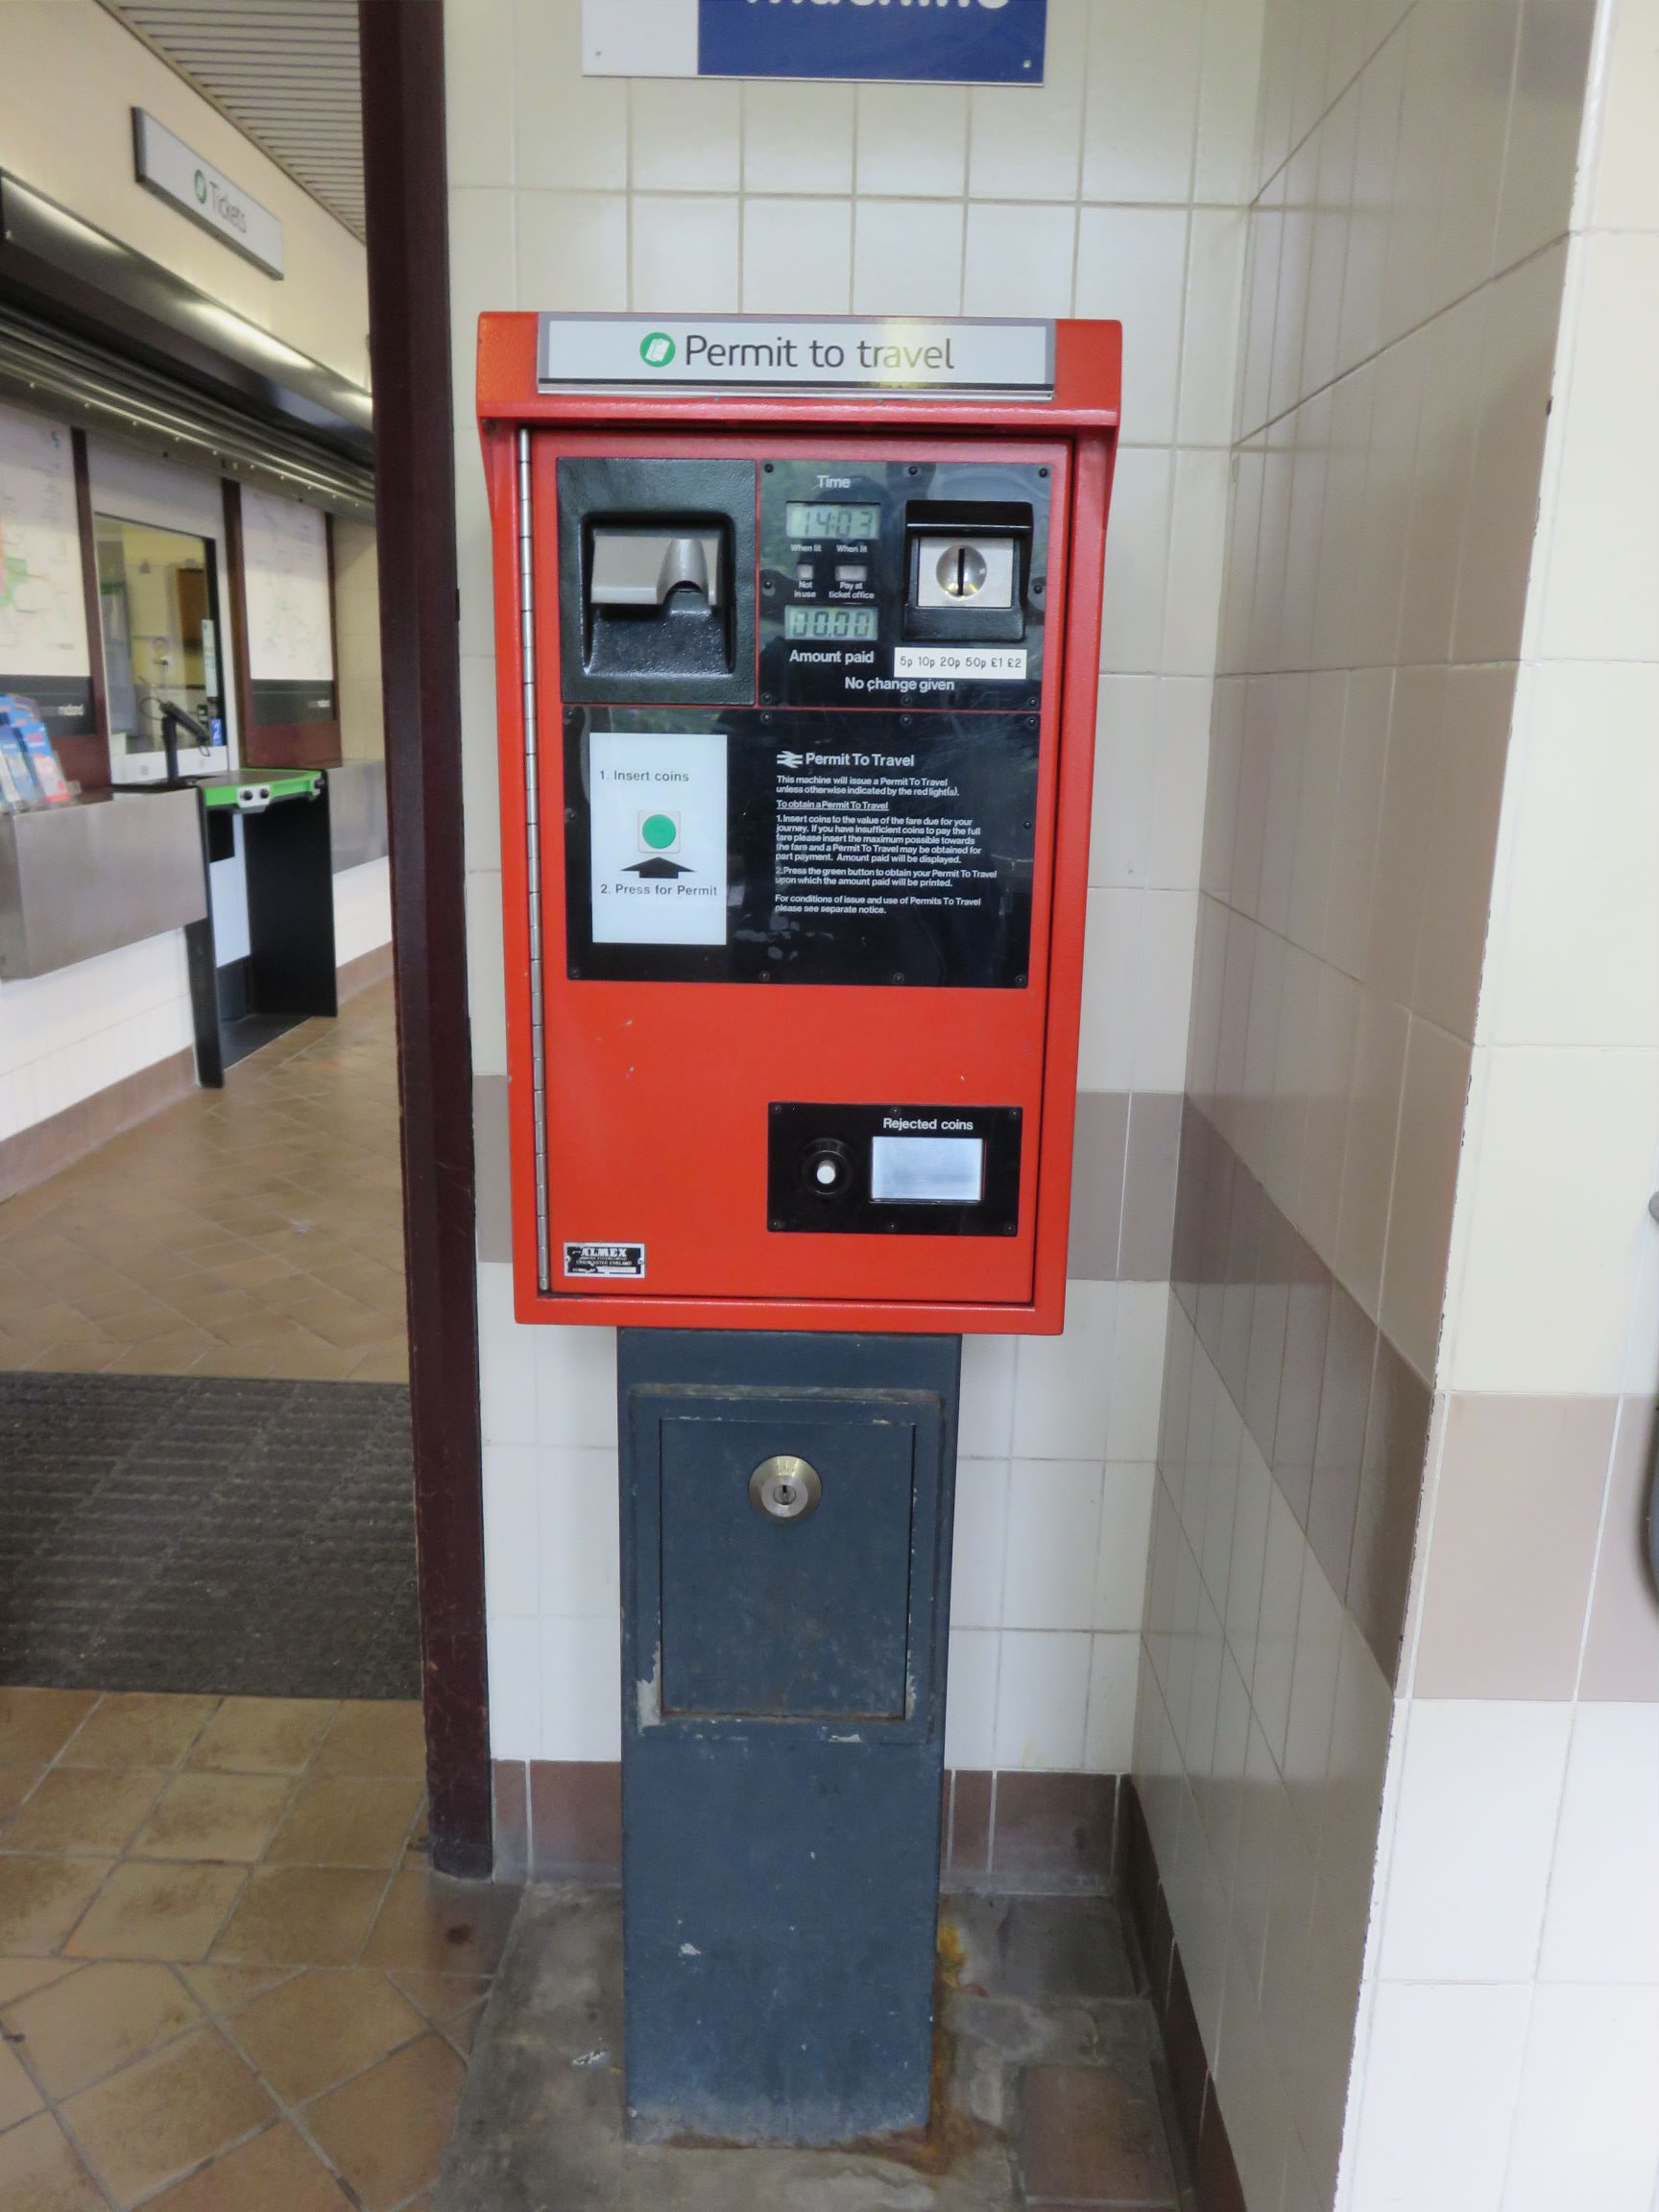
[0,761,387,1088]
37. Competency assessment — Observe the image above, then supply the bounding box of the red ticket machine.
[477,315,1123,2147]
[477,314,1120,1335]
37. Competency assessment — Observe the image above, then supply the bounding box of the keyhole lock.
[934,541,990,599]
[749,1455,823,1523]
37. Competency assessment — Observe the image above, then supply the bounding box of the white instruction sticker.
[589,731,728,945]
[564,1241,645,1279]
[892,647,1028,683]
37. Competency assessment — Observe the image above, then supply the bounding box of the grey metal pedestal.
[617,1328,960,2147]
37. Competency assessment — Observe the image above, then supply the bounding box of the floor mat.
[0,1373,419,1698]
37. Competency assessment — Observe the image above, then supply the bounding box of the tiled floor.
[0,1687,517,2210]
[0,984,407,1382]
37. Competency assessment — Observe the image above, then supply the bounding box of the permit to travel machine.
[479,312,1120,2147]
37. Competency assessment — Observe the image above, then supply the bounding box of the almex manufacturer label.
[564,1241,646,1279]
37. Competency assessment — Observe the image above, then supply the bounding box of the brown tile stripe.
[476,1085,1182,1276]
[495,1763,1125,1890]
[1119,1777,1247,2212]
[1070,1092,1184,1282]
[0,1048,195,1204]
[1171,1101,1432,1685]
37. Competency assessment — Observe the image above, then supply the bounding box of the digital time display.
[784,605,879,641]
[785,501,880,541]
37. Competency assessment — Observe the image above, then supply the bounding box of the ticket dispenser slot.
[902,498,1033,643]
[556,454,757,706]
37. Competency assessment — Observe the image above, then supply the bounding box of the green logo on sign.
[194,168,208,204]
[639,812,679,852]
[639,331,676,369]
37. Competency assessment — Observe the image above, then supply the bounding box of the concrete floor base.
[437,1886,1190,2211]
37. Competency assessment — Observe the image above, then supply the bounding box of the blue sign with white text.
[698,0,1046,84]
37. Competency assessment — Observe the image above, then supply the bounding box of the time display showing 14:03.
[784,501,880,541]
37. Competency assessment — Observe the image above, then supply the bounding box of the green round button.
[640,813,678,850]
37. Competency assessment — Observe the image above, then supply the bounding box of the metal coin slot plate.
[749,1454,823,1521]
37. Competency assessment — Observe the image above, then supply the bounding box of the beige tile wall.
[445,0,1268,1782]
[1135,0,1603,2203]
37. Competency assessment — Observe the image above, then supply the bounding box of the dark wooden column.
[359,0,491,1878]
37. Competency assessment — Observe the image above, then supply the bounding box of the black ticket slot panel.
[557,456,757,705]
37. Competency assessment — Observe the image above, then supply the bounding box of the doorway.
[93,513,229,785]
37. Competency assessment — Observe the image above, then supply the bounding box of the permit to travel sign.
[583,0,1047,84]
[538,315,1055,397]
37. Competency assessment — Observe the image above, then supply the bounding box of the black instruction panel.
[563,707,1038,989]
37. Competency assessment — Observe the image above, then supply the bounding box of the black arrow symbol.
[624,857,693,878]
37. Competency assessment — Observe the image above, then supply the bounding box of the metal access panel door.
[620,1330,959,2147]
[660,1404,916,1718]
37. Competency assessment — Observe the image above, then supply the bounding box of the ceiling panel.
[103,0,365,242]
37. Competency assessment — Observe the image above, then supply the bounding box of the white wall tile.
[1502,1984,1659,2212]
[1180,210,1250,448]
[969,0,1088,202]
[852,199,964,318]
[1108,1284,1171,1460]
[463,872,508,1075]
[629,76,741,191]
[541,1613,621,1762]
[1254,1485,1308,1766]
[854,82,968,197]
[1078,890,1139,1094]
[482,1443,540,1618]
[1149,678,1214,891]
[950,1458,1010,1630]
[741,199,852,314]
[1074,207,1190,447]
[946,1628,999,1769]
[447,0,516,188]
[1163,450,1232,675]
[1194,0,1267,204]
[1445,1046,1659,1394]
[486,1613,541,1762]
[1453,244,1568,664]
[1089,676,1158,889]
[1539,1704,1659,1984]
[1379,1700,1571,1984]
[515,189,628,311]
[630,195,740,312]
[1348,1984,1529,2212]
[1098,446,1173,676]
[1094,1464,1158,1629]
[536,1324,617,1450]
[1086,1633,1142,1771]
[1485,662,1659,1050]
[537,1445,620,1621]
[1001,1459,1104,1631]
[995,1630,1092,1770]
[1012,1280,1118,1459]
[513,0,627,191]
[1078,0,1204,202]
[960,1334,1017,1458]
[1498,0,1599,264]
[961,202,1078,319]
[477,1262,536,1441]
[743,80,854,196]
